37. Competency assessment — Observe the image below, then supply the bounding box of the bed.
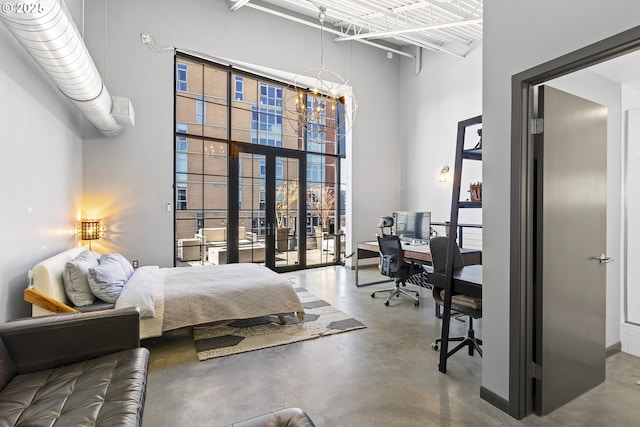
[27,247,305,339]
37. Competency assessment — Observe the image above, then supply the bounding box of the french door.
[231,143,304,272]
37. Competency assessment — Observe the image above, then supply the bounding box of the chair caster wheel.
[370,292,375,298]
[416,292,420,298]
[384,301,390,306]
[431,342,439,351]
[414,300,420,306]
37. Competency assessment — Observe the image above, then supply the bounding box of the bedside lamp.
[80,219,101,250]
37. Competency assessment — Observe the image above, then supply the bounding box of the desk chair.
[370,235,421,306]
[428,236,482,357]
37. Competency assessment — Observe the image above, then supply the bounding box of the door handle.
[591,254,613,264]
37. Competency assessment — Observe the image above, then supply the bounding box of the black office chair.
[370,235,421,306]
[428,236,482,357]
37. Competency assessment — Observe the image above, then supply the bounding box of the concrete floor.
[142,265,640,426]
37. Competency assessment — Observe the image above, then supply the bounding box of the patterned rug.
[193,287,366,361]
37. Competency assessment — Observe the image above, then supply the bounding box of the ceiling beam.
[242,2,417,59]
[334,17,482,42]
[229,0,252,12]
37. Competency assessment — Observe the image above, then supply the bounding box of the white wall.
[622,85,640,356]
[483,0,640,402]
[0,9,84,322]
[399,47,482,224]
[624,106,640,356]
[81,0,402,267]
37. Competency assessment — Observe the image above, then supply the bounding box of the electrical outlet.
[132,260,139,268]
[141,33,150,44]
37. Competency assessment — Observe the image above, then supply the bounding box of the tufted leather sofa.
[226,407,316,427]
[0,307,148,426]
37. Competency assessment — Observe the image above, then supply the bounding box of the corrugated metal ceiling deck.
[229,0,483,59]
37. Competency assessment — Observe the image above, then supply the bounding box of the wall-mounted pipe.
[0,0,133,136]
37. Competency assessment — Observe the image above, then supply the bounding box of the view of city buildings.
[174,55,346,268]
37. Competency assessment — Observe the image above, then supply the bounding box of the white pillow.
[62,250,98,306]
[88,253,134,303]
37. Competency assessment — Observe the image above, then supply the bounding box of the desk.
[355,240,482,287]
[425,265,482,297]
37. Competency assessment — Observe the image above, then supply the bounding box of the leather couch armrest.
[226,408,316,427]
[0,307,141,374]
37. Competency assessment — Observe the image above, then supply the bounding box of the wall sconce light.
[438,166,450,183]
[80,219,101,250]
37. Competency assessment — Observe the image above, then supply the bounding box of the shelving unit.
[438,114,483,373]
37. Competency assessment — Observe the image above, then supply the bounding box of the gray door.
[534,85,608,415]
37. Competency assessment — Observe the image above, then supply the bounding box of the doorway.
[507,26,640,419]
[232,143,304,272]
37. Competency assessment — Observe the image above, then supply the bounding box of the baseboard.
[606,341,622,358]
[479,343,622,421]
[480,386,511,414]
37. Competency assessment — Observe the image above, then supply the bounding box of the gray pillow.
[62,250,98,306]
[88,254,134,303]
[100,252,134,277]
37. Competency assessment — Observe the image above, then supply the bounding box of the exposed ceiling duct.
[0,0,134,136]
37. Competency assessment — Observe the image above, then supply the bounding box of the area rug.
[193,287,366,361]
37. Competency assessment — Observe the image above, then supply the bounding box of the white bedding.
[31,248,304,340]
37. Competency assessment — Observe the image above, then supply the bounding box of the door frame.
[229,141,307,272]
[502,26,640,419]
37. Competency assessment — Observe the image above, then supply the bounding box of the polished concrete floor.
[142,265,640,426]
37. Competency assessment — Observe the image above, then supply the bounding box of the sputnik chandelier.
[286,4,357,140]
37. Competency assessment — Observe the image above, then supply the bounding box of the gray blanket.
[120,263,304,339]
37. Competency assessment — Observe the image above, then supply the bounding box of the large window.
[174,54,347,267]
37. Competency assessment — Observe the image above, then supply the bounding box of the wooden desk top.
[357,240,481,265]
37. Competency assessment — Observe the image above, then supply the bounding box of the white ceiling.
[228,0,483,59]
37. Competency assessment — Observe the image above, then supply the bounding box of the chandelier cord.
[318,7,326,67]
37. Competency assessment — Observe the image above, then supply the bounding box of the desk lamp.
[377,216,394,237]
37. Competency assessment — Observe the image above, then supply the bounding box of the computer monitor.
[394,211,431,243]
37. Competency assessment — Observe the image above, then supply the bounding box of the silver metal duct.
[0,0,133,136]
